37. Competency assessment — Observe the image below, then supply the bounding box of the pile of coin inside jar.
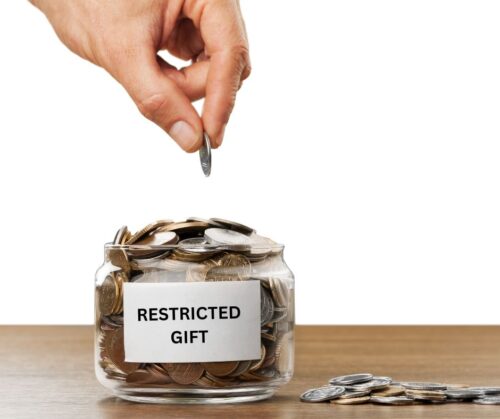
[300,373,500,405]
[96,218,293,388]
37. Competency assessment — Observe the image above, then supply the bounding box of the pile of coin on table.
[96,218,294,387]
[300,373,500,405]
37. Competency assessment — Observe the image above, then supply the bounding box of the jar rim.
[104,242,285,252]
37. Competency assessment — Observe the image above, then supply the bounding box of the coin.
[445,388,485,399]
[106,328,140,374]
[248,346,266,373]
[406,389,446,401]
[339,389,371,399]
[108,247,130,271]
[371,385,406,397]
[113,226,129,245]
[468,387,500,395]
[161,363,205,385]
[260,286,275,325]
[473,397,500,405]
[98,274,119,316]
[371,396,415,405]
[209,218,254,235]
[346,376,392,392]
[331,396,371,405]
[229,360,253,377]
[205,253,252,281]
[269,277,289,308]
[126,220,173,244]
[202,361,239,377]
[330,373,373,386]
[134,230,178,246]
[205,228,252,246]
[199,132,211,177]
[402,382,447,391]
[300,386,346,402]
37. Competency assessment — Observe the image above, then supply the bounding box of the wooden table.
[1,326,499,418]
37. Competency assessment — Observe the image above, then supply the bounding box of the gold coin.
[108,247,130,272]
[126,220,174,244]
[98,274,118,316]
[159,221,210,238]
[206,253,251,281]
[331,396,371,405]
[111,272,127,314]
[372,385,406,397]
[405,389,447,401]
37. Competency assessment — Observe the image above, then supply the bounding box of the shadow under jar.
[95,222,294,404]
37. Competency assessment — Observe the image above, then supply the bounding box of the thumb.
[108,49,203,153]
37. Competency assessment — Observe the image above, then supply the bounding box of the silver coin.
[330,373,373,386]
[300,386,345,403]
[178,237,218,255]
[346,376,392,391]
[468,387,500,395]
[260,287,275,326]
[371,396,415,405]
[473,396,500,405]
[204,228,251,246]
[339,389,372,399]
[199,132,211,177]
[402,382,447,391]
[445,388,485,399]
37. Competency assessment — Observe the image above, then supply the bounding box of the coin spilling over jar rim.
[95,217,295,404]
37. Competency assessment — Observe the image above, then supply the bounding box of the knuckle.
[229,44,251,80]
[137,94,169,123]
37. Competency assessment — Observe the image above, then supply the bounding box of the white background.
[1,1,499,324]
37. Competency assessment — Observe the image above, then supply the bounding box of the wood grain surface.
[1,326,499,418]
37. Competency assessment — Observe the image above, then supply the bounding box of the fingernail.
[169,121,198,152]
[216,123,227,147]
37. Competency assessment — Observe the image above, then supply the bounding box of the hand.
[31,0,251,152]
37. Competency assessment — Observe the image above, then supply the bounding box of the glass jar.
[95,219,295,404]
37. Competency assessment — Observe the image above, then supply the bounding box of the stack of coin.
[96,218,294,388]
[300,373,500,405]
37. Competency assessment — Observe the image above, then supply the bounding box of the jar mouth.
[104,242,285,252]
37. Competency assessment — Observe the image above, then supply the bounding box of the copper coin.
[106,328,140,374]
[161,363,204,385]
[202,361,239,377]
[229,360,253,377]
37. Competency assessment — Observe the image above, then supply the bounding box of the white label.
[123,281,261,363]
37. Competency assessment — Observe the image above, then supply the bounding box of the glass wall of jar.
[95,221,294,404]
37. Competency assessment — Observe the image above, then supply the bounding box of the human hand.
[30,0,251,152]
